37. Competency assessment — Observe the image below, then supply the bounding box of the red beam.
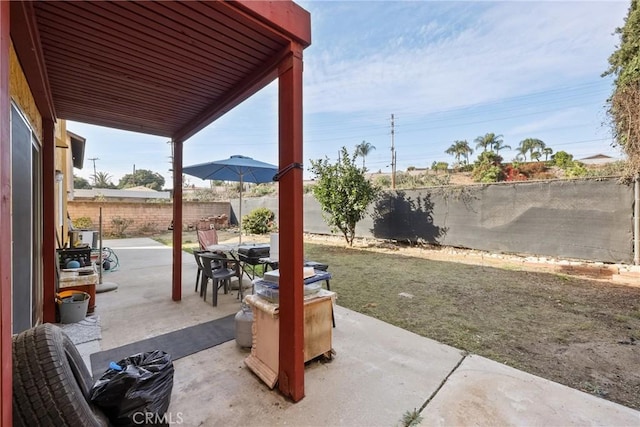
[9,1,56,120]
[0,1,12,423]
[42,119,56,323]
[172,140,183,301]
[277,45,305,402]
[231,1,311,47]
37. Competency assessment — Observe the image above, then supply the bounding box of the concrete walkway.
[85,238,639,426]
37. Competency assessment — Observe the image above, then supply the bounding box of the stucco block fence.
[67,201,230,237]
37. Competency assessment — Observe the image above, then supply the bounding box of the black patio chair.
[193,250,215,293]
[199,253,241,307]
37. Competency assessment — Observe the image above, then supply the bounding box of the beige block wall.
[67,201,230,236]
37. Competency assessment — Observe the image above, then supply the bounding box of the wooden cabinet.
[244,290,335,388]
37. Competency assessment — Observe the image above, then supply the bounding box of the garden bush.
[242,208,276,235]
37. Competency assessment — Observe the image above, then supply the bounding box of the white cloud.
[303,1,628,116]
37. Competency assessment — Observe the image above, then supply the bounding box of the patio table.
[205,242,271,291]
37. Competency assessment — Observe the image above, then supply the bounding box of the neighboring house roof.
[579,154,617,165]
[73,188,170,200]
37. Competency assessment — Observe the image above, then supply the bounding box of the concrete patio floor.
[83,237,639,426]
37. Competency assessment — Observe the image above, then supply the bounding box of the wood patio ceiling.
[26,1,308,140]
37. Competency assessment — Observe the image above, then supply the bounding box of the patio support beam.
[0,2,12,423]
[42,118,56,323]
[277,44,305,402]
[172,139,183,301]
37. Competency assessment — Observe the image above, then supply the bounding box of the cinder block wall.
[68,201,230,236]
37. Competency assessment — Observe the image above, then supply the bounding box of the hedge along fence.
[67,201,230,237]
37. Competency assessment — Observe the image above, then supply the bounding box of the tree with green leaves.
[445,140,473,165]
[552,150,574,169]
[309,147,380,246]
[474,132,504,153]
[354,140,376,169]
[542,147,554,161]
[472,151,504,183]
[432,161,449,174]
[603,0,640,179]
[73,175,91,189]
[118,169,165,190]
[93,171,116,189]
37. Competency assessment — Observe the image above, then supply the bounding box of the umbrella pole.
[239,175,243,244]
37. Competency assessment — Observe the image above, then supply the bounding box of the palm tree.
[355,140,376,169]
[518,138,545,161]
[542,147,554,161]
[445,140,473,165]
[93,171,114,188]
[493,140,511,155]
[474,133,504,153]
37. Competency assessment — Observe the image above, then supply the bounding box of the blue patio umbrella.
[183,155,277,243]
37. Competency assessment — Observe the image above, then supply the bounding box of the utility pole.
[88,157,99,185]
[390,114,396,189]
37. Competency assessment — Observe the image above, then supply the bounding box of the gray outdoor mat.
[90,314,235,379]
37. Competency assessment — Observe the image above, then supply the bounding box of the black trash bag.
[90,350,174,426]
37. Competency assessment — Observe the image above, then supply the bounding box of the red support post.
[0,1,12,423]
[277,45,305,402]
[172,139,183,301]
[42,118,56,323]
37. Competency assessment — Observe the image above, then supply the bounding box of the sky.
[68,0,631,188]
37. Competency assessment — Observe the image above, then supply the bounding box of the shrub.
[433,161,449,173]
[110,216,133,238]
[242,207,276,235]
[565,162,587,178]
[472,151,504,182]
[374,175,391,188]
[584,160,628,177]
[518,162,547,177]
[504,164,527,181]
[476,165,504,183]
[139,222,158,234]
[552,151,574,169]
